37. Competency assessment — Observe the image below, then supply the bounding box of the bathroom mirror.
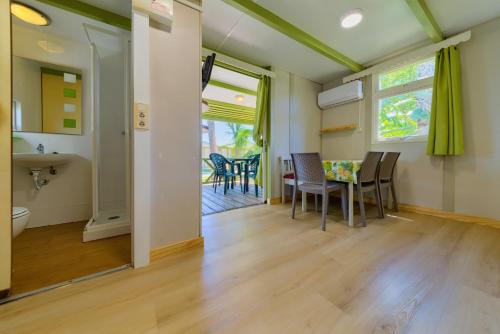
[12,56,83,135]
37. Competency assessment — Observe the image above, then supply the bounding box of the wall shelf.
[320,123,357,134]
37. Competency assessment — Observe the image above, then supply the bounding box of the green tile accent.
[64,88,77,98]
[63,119,77,129]
[41,67,82,80]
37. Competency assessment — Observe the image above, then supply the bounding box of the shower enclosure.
[83,24,131,242]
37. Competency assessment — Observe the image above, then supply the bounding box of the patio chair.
[291,153,347,231]
[354,151,384,227]
[378,152,401,215]
[209,153,235,195]
[244,154,260,197]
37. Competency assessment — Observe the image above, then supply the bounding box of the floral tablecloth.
[323,160,363,184]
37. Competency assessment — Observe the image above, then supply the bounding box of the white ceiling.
[203,65,259,107]
[202,0,500,84]
[12,0,130,58]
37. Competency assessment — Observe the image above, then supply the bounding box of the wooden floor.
[202,182,263,215]
[11,221,131,295]
[1,204,499,333]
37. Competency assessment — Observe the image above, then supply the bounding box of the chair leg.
[291,185,297,219]
[281,180,286,205]
[224,176,228,195]
[357,187,366,227]
[375,183,385,219]
[315,194,319,212]
[391,182,399,212]
[255,183,258,197]
[321,190,329,231]
[341,187,348,221]
[214,176,218,193]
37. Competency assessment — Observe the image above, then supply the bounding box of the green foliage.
[377,59,435,140]
[378,89,432,140]
[225,123,260,157]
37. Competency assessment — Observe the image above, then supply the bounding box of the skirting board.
[0,289,9,300]
[398,204,500,229]
[269,196,500,229]
[150,237,204,262]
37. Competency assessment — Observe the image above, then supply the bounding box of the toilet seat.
[13,207,30,219]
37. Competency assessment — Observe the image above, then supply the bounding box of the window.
[373,57,435,143]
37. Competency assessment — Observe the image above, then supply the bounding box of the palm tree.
[227,123,252,156]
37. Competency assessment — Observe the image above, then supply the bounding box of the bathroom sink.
[13,153,75,169]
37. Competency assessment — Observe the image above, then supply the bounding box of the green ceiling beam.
[405,0,443,42]
[221,0,364,72]
[208,80,257,96]
[35,0,131,31]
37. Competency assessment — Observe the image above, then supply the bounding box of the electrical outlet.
[134,103,149,130]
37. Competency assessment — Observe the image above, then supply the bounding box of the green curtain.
[253,75,271,187]
[427,46,464,155]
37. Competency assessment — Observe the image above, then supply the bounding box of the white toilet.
[13,207,30,238]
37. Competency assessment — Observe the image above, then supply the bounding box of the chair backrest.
[279,156,293,175]
[359,151,384,183]
[379,152,400,181]
[248,154,260,173]
[291,153,325,185]
[209,153,230,175]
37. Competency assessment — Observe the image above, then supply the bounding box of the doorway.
[8,1,132,297]
[201,64,266,215]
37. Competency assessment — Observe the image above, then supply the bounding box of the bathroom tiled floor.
[11,221,131,295]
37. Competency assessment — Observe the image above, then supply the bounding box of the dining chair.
[377,152,401,215]
[244,154,260,197]
[291,153,347,231]
[209,153,235,195]
[279,156,294,204]
[355,151,384,226]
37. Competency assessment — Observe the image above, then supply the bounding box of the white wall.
[321,16,500,220]
[12,24,93,228]
[149,1,202,249]
[269,70,322,198]
[12,57,42,132]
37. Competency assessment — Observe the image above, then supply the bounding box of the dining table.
[301,159,363,227]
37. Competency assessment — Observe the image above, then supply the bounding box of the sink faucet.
[36,144,45,154]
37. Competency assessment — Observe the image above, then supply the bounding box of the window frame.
[371,56,435,144]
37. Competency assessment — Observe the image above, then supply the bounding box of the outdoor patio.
[202,183,263,215]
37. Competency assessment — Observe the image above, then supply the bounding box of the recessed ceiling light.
[340,9,363,29]
[235,95,245,103]
[37,40,64,54]
[11,2,50,26]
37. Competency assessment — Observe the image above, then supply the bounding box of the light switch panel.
[134,102,150,130]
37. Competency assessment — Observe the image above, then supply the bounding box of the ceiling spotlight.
[235,95,245,103]
[11,2,50,26]
[340,9,363,29]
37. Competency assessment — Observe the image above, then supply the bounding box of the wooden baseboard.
[0,289,9,299]
[268,197,282,205]
[150,237,204,262]
[398,204,500,229]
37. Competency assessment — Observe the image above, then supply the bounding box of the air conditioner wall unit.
[318,80,363,110]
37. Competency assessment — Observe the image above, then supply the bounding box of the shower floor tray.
[83,210,130,242]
